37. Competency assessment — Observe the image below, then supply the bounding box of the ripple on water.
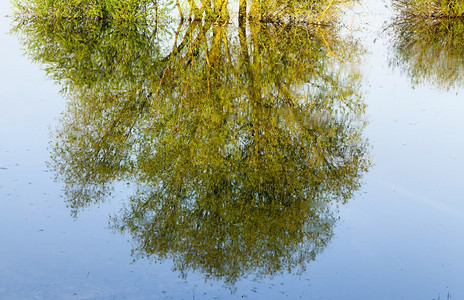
[32,283,110,300]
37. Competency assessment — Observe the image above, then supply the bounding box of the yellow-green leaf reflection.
[13,18,370,285]
[387,14,464,90]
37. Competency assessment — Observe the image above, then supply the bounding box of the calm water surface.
[1,0,463,299]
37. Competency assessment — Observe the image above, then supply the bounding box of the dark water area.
[1,0,463,299]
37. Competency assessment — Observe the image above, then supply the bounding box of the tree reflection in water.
[13,17,370,286]
[387,13,464,90]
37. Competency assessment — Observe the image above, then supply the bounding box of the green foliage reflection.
[14,18,370,285]
[12,0,355,24]
[387,16,464,90]
[392,0,464,18]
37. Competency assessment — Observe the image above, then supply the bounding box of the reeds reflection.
[13,18,370,285]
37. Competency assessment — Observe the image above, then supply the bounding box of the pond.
[1,0,463,299]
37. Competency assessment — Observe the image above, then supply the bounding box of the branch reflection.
[387,15,464,90]
[14,17,370,286]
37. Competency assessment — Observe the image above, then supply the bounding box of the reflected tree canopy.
[387,11,464,90]
[391,0,464,18]
[13,16,370,285]
[12,0,354,23]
